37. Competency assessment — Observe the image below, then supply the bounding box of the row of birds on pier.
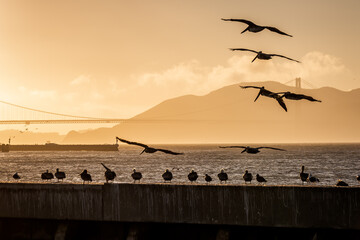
[12,165,359,187]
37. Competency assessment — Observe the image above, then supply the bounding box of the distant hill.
[0,130,64,145]
[62,81,360,144]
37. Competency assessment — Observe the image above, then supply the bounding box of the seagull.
[131,168,142,183]
[221,18,292,37]
[219,145,285,154]
[41,170,54,181]
[336,179,349,187]
[188,169,198,183]
[13,172,20,180]
[256,174,267,184]
[276,91,322,102]
[55,168,66,182]
[116,137,184,155]
[308,173,320,183]
[230,48,300,63]
[80,169,92,184]
[217,169,228,183]
[162,169,173,182]
[204,174,212,184]
[101,163,116,183]
[243,170,253,183]
[300,166,309,184]
[240,86,287,112]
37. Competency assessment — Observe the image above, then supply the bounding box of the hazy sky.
[0,0,359,133]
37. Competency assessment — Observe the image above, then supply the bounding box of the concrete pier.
[0,183,359,239]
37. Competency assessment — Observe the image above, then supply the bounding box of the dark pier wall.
[0,183,359,230]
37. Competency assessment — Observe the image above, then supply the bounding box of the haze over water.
[1,143,359,186]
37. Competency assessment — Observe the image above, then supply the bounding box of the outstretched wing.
[276,97,288,112]
[157,149,184,155]
[219,146,246,149]
[270,54,300,63]
[221,18,255,26]
[302,95,322,102]
[258,147,286,151]
[264,26,292,37]
[116,137,148,148]
[229,48,258,54]
[240,85,262,89]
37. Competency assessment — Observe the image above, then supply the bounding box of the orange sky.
[0,0,359,133]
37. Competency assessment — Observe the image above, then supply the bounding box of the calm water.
[0,143,359,186]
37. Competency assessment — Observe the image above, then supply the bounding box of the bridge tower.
[295,77,301,89]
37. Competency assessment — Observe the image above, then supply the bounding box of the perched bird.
[277,91,322,102]
[219,145,285,154]
[256,174,267,184]
[243,170,253,183]
[217,169,228,183]
[41,170,54,181]
[80,169,92,184]
[221,18,292,37]
[357,175,360,182]
[204,174,212,183]
[116,137,184,155]
[240,86,287,112]
[188,169,198,183]
[13,172,20,180]
[55,168,66,182]
[131,168,142,183]
[336,179,349,187]
[230,48,300,63]
[308,173,320,183]
[299,166,309,183]
[162,169,173,182]
[101,163,116,183]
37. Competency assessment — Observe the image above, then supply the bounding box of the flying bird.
[276,91,322,102]
[256,174,267,184]
[230,48,300,63]
[116,137,184,155]
[162,169,173,182]
[80,169,92,184]
[219,146,285,154]
[240,86,287,112]
[243,170,253,183]
[55,168,66,182]
[221,18,293,37]
[217,169,228,183]
[131,168,142,183]
[101,163,116,183]
[299,166,309,183]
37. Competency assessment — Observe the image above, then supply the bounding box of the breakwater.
[0,183,359,239]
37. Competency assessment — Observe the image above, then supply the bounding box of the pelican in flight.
[221,18,292,37]
[230,48,300,63]
[276,91,322,102]
[219,146,285,154]
[240,86,287,112]
[116,137,184,155]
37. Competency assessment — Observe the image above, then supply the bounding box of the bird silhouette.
[300,166,309,184]
[55,168,66,182]
[101,163,116,183]
[116,137,184,155]
[221,18,292,37]
[240,86,288,112]
[308,173,320,183]
[204,174,212,183]
[230,48,300,63]
[336,179,349,187]
[217,169,228,183]
[256,174,267,184]
[219,145,285,154]
[80,169,92,184]
[13,172,20,180]
[357,175,360,183]
[276,91,322,102]
[131,168,142,183]
[188,169,198,183]
[41,170,54,181]
[162,169,173,182]
[243,170,253,183]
